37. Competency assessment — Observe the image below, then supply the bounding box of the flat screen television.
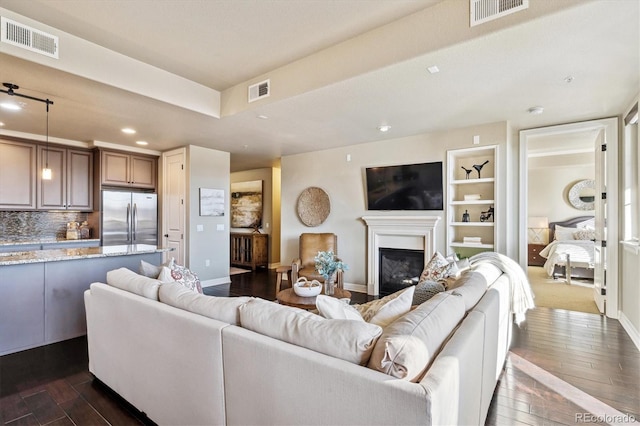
[365,161,443,210]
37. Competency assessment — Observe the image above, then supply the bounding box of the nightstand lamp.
[528,216,549,244]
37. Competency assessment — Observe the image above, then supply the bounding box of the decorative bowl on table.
[293,277,322,297]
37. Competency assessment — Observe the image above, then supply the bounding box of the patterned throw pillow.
[158,260,203,293]
[412,280,445,305]
[418,252,450,283]
[573,228,595,240]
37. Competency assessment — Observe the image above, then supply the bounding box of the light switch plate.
[217,224,224,231]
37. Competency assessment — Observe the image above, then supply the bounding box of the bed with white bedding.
[539,216,595,281]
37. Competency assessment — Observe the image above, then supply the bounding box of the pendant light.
[0,83,55,180]
[42,102,52,180]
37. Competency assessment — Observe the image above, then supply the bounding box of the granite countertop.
[0,239,101,246]
[0,245,173,266]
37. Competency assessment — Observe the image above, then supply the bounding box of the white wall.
[620,94,640,349]
[281,121,508,287]
[528,152,595,233]
[187,145,230,283]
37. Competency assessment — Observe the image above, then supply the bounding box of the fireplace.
[379,248,424,296]
[362,215,440,295]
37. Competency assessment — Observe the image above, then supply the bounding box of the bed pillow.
[573,228,595,240]
[554,225,575,241]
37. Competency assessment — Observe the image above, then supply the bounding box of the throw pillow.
[239,299,382,365]
[573,228,595,240]
[353,286,415,328]
[367,292,466,382]
[158,281,250,325]
[412,280,445,305]
[139,259,163,278]
[158,262,203,293]
[418,252,450,282]
[316,295,364,322]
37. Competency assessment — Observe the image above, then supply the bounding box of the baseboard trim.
[201,277,231,288]
[344,282,367,294]
[618,310,640,351]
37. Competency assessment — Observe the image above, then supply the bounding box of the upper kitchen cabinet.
[37,146,93,211]
[100,150,157,190]
[0,139,36,210]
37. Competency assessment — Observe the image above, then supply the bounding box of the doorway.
[519,118,619,318]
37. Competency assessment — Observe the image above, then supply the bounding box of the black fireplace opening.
[379,248,424,296]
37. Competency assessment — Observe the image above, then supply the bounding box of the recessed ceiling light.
[135,141,148,146]
[0,102,21,111]
[527,106,544,115]
[564,75,574,84]
[427,65,440,74]
[257,114,269,119]
[0,121,4,126]
[378,125,392,132]
[121,127,136,134]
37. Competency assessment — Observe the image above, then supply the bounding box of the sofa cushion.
[239,299,382,365]
[412,280,445,305]
[352,286,415,327]
[446,271,488,311]
[158,281,250,325]
[367,292,466,382]
[106,267,162,300]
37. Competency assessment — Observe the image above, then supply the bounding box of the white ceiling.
[0,0,638,172]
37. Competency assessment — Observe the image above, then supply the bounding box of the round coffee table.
[276,287,351,310]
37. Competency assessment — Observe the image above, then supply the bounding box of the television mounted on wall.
[365,161,443,210]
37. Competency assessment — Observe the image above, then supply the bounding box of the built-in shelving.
[446,145,498,257]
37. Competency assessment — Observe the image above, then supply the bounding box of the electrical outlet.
[205,259,210,267]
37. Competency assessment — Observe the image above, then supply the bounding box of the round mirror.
[568,179,595,210]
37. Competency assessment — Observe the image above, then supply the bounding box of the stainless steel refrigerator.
[101,190,158,246]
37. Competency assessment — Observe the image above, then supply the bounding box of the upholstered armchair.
[291,233,344,289]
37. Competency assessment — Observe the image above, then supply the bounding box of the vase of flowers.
[314,250,348,296]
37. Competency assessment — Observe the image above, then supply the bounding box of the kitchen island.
[0,244,172,356]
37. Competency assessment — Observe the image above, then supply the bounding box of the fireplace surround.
[362,216,440,295]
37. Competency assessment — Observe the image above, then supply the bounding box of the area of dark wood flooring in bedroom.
[1,268,638,426]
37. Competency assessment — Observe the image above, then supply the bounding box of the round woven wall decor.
[297,187,330,227]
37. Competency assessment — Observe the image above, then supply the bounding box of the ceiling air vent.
[248,79,270,103]
[1,16,59,59]
[470,0,529,27]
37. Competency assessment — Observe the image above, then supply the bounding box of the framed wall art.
[231,180,263,228]
[199,188,225,216]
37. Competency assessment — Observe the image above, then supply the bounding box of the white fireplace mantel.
[361,216,440,295]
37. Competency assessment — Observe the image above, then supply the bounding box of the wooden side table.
[275,265,292,293]
[276,288,351,310]
[528,243,546,266]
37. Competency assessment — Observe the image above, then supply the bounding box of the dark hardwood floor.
[1,268,638,425]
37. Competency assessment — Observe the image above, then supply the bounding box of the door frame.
[519,117,619,318]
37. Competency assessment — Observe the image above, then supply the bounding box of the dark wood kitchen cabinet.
[0,139,37,209]
[100,150,156,189]
[37,146,93,210]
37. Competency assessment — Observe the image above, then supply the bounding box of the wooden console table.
[230,233,268,270]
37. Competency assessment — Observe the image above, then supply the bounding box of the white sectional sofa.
[84,262,514,426]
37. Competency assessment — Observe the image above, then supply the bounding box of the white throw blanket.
[469,252,535,326]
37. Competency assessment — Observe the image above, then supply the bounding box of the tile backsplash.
[0,211,90,241]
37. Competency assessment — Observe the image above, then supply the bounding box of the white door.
[593,129,606,314]
[162,148,186,265]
